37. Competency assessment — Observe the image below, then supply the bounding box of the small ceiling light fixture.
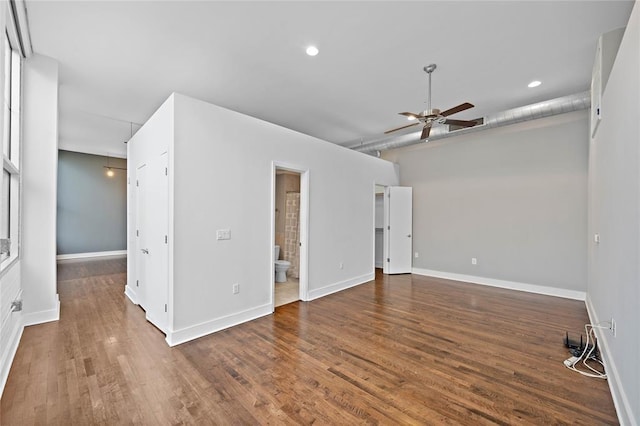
[528,80,542,88]
[306,45,319,56]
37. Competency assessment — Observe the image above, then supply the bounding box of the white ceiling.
[27,1,634,157]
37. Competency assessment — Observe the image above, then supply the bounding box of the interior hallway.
[0,259,617,424]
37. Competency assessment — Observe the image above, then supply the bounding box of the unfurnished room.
[0,1,639,424]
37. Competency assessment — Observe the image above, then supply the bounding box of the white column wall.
[21,54,59,325]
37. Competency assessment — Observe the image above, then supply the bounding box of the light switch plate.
[216,229,231,240]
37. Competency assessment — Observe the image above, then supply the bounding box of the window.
[0,21,22,267]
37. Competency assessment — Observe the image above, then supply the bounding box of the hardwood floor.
[1,259,618,424]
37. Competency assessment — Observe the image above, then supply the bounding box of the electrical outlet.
[339,262,344,269]
[610,317,616,337]
[415,252,419,258]
[594,233,600,244]
[471,257,477,265]
[232,283,239,294]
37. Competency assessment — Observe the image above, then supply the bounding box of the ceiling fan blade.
[420,124,432,140]
[384,121,420,134]
[440,102,474,117]
[398,112,424,119]
[443,119,478,127]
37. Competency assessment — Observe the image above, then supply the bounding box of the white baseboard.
[0,311,23,399]
[165,303,272,347]
[412,268,586,301]
[585,295,634,426]
[22,295,60,326]
[307,272,374,301]
[56,250,127,261]
[124,285,138,305]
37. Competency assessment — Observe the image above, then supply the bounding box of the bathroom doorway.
[273,166,305,307]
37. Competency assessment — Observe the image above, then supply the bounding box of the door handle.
[141,248,149,254]
[407,234,412,238]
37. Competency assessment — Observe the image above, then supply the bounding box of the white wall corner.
[585,295,635,426]
[22,294,60,327]
[165,303,272,347]
[306,273,375,301]
[412,268,586,301]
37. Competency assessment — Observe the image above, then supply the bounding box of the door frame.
[270,162,310,309]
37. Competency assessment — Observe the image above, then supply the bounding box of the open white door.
[384,186,412,274]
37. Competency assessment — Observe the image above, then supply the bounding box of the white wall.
[132,93,398,344]
[588,2,640,423]
[20,54,59,325]
[383,111,589,299]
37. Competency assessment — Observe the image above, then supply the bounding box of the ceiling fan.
[385,64,478,140]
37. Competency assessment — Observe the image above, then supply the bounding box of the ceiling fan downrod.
[423,64,436,114]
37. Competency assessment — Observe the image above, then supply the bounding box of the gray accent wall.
[588,2,639,423]
[383,110,589,292]
[57,150,127,255]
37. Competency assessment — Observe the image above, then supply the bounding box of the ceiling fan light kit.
[385,63,478,140]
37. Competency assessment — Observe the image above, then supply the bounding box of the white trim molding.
[124,285,138,305]
[56,250,127,261]
[307,273,374,301]
[412,268,586,301]
[585,296,634,426]
[165,303,272,347]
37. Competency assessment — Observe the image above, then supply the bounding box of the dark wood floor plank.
[1,259,618,424]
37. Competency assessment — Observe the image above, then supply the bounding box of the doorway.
[272,164,308,307]
[374,184,413,275]
[374,185,385,271]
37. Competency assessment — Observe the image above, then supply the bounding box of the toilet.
[274,245,291,283]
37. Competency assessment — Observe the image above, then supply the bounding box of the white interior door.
[384,186,413,274]
[144,152,169,332]
[135,164,147,306]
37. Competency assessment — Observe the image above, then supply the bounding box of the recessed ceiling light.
[528,80,542,88]
[306,46,319,56]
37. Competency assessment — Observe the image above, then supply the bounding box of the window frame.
[0,8,23,272]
